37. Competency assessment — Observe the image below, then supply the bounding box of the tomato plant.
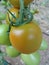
[9,0,33,8]
[0,24,11,45]
[6,8,19,24]
[21,51,41,65]
[6,46,20,57]
[9,22,42,54]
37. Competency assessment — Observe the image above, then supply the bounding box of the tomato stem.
[19,0,24,22]
[8,0,33,27]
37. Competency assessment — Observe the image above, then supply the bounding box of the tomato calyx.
[7,0,33,27]
[7,8,33,27]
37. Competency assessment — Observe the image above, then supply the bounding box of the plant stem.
[19,0,24,22]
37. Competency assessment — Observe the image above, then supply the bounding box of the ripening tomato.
[9,22,42,54]
[9,0,33,8]
[6,8,19,24]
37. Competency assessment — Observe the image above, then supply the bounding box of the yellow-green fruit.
[6,8,19,24]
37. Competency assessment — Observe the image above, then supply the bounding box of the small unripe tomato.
[0,24,11,45]
[6,46,20,57]
[21,52,41,65]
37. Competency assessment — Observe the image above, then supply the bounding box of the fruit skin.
[21,52,41,65]
[9,22,42,54]
[9,0,33,8]
[6,46,20,57]
[0,24,11,45]
[6,8,19,24]
[39,39,48,50]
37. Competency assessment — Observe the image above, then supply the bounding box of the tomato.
[1,0,7,5]
[9,0,33,8]
[0,24,11,45]
[39,39,48,50]
[0,12,6,20]
[21,52,41,65]
[6,8,19,24]
[9,22,42,54]
[6,46,20,57]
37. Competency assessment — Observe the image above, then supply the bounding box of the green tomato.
[1,0,11,7]
[21,52,41,65]
[0,12,6,20]
[0,24,11,45]
[1,1,6,5]
[6,46,20,57]
[39,39,48,50]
